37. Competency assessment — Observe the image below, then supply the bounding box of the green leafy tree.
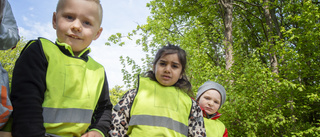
[108,0,320,136]
[0,37,27,84]
[109,85,126,106]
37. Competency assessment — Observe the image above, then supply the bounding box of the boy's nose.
[71,19,82,32]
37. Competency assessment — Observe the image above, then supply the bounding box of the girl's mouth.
[162,75,171,79]
[205,107,213,111]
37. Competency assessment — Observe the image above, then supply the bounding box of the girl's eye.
[172,65,178,68]
[160,62,166,66]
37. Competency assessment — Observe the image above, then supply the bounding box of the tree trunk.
[221,0,234,70]
[263,0,279,74]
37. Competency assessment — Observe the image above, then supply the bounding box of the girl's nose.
[164,65,171,73]
[208,101,213,106]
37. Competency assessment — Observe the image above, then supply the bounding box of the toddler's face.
[52,0,102,56]
[198,89,221,115]
[154,53,182,86]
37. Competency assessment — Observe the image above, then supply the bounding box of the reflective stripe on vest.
[204,118,226,137]
[129,115,188,136]
[38,38,105,137]
[128,76,192,137]
[42,107,92,123]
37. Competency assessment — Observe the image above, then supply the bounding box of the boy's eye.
[84,21,92,26]
[66,15,73,20]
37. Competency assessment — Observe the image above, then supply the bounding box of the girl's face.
[198,89,221,115]
[154,53,182,86]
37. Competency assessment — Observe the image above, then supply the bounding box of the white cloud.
[19,18,56,42]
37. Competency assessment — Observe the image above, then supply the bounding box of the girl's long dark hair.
[144,43,194,98]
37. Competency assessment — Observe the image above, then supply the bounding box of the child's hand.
[81,131,103,137]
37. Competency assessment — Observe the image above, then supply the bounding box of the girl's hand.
[81,131,103,137]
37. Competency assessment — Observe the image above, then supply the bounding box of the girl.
[196,81,228,137]
[110,44,206,137]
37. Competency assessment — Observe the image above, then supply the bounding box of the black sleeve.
[88,73,113,136]
[10,40,47,137]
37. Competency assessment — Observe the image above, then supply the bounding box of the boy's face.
[153,53,182,87]
[52,0,102,56]
[198,89,221,115]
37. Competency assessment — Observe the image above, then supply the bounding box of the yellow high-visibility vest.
[204,118,226,137]
[39,38,105,137]
[128,76,192,137]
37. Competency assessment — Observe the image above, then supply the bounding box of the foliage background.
[0,38,26,85]
[107,0,320,136]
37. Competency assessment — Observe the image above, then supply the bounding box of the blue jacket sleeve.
[0,0,20,50]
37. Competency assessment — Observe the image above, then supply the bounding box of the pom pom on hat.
[196,81,226,109]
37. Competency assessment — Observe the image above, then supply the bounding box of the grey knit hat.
[196,81,226,109]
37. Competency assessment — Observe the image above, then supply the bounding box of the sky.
[8,0,151,88]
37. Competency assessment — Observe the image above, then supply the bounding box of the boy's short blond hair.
[56,0,103,25]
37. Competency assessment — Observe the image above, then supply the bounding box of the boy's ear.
[52,12,57,30]
[93,27,103,40]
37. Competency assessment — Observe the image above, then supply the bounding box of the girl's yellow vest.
[128,76,193,137]
[204,118,226,137]
[39,38,105,137]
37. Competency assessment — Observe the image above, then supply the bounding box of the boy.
[196,80,228,137]
[10,0,112,137]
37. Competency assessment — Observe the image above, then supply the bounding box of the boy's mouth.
[68,34,81,40]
